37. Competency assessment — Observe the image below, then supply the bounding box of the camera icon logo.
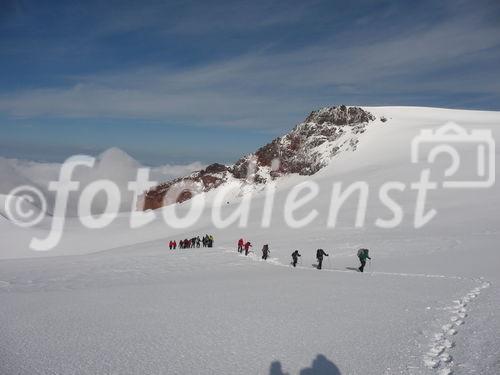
[411,122,495,188]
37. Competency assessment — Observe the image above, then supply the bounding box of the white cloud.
[0,149,205,216]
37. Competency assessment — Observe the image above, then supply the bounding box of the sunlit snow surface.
[0,107,499,374]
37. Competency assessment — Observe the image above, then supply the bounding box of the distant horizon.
[1,103,499,166]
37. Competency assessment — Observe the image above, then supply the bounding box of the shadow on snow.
[270,354,341,375]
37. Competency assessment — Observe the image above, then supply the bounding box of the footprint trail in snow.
[422,281,490,374]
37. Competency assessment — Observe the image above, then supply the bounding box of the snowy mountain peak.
[304,104,375,125]
[246,105,376,178]
[97,147,140,168]
[142,105,376,210]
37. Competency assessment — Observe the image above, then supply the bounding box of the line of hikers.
[237,239,371,272]
[292,248,371,271]
[169,234,215,250]
[293,247,371,271]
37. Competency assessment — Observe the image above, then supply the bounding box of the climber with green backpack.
[357,248,371,272]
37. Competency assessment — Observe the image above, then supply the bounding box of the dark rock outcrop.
[305,104,375,125]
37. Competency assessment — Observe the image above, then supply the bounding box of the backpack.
[357,248,368,258]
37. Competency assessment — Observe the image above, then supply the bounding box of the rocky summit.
[141,105,377,210]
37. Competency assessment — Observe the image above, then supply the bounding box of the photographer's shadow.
[269,361,289,375]
[269,354,341,375]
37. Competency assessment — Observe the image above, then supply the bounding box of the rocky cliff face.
[141,105,377,210]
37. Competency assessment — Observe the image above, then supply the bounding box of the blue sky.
[1,0,500,165]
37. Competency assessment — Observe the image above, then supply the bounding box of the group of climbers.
[236,239,371,272]
[237,238,253,255]
[169,234,215,250]
[203,234,214,247]
[178,237,199,249]
[309,247,370,271]
[237,239,270,259]
[309,248,371,271]
[170,236,371,272]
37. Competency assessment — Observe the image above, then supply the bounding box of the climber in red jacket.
[244,241,252,256]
